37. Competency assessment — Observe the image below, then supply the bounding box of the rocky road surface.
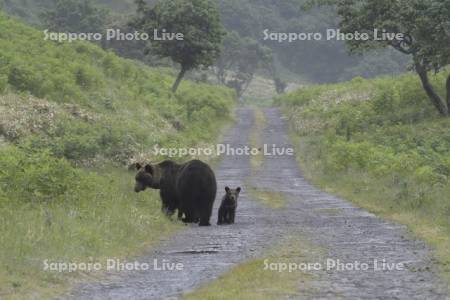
[64,107,448,300]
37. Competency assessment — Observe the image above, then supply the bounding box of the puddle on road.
[166,250,220,255]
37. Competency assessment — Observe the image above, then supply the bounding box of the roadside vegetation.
[276,71,450,281]
[0,13,235,299]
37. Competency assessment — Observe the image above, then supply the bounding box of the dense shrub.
[0,146,87,203]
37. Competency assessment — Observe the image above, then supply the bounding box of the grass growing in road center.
[184,237,322,300]
[249,107,266,171]
[247,186,286,209]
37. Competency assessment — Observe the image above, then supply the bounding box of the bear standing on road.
[217,186,241,225]
[134,160,217,226]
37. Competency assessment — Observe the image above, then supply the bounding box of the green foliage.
[278,71,450,215]
[7,63,47,96]
[214,31,243,83]
[280,72,450,281]
[133,0,226,92]
[0,12,234,298]
[336,0,450,68]
[0,147,85,204]
[215,31,273,97]
[0,158,179,297]
[178,84,232,120]
[215,0,409,83]
[274,76,287,94]
[1,0,411,83]
[332,0,450,115]
[42,0,110,33]
[0,74,7,92]
[0,13,235,165]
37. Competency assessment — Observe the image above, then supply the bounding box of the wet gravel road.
[65,107,448,300]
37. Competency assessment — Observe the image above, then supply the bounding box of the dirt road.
[65,107,448,299]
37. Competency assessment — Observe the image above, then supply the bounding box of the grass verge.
[0,167,181,300]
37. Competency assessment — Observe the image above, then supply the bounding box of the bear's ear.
[144,164,154,175]
[135,163,143,170]
[225,186,230,193]
[236,187,241,193]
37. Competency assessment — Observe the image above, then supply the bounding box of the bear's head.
[224,186,241,203]
[134,163,160,192]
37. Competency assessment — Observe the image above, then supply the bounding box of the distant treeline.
[0,0,409,84]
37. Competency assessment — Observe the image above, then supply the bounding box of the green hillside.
[276,72,450,280]
[0,0,136,23]
[0,13,235,299]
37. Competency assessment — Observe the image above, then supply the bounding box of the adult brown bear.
[134,160,217,226]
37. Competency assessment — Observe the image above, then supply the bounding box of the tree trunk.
[447,73,450,115]
[240,74,254,98]
[415,62,448,116]
[172,66,187,93]
[216,68,226,85]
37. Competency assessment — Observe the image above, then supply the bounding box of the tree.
[214,33,273,98]
[231,39,272,98]
[267,57,287,95]
[274,76,287,94]
[330,0,450,116]
[214,31,242,85]
[42,0,109,34]
[132,0,226,93]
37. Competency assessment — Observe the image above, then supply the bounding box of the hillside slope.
[0,13,235,299]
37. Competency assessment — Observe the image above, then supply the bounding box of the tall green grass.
[0,12,235,165]
[0,160,177,298]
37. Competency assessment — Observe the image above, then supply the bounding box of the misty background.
[0,0,409,84]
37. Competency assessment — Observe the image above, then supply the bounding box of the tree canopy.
[215,31,273,97]
[1,0,412,83]
[316,0,450,115]
[132,0,226,92]
[42,0,110,34]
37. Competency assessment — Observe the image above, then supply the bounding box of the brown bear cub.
[217,186,241,225]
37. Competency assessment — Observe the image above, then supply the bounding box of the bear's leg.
[199,208,212,226]
[181,205,197,223]
[199,219,211,226]
[221,209,226,224]
[183,214,198,223]
[182,212,196,223]
[217,207,224,225]
[177,209,183,221]
[224,208,231,224]
[182,217,193,223]
[199,195,214,227]
[230,208,236,224]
